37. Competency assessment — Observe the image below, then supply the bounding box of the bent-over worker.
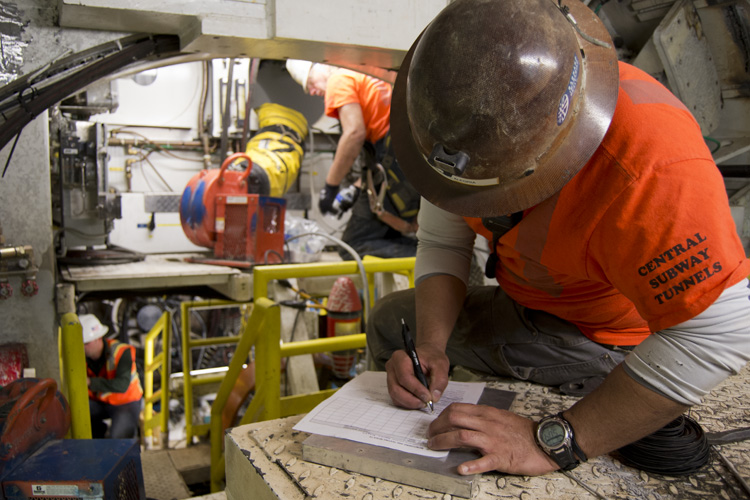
[286,60,420,259]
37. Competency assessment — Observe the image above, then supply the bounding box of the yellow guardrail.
[209,256,415,491]
[58,312,93,439]
[180,299,251,445]
[142,311,172,449]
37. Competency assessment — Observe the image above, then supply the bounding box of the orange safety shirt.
[87,339,143,406]
[324,69,392,144]
[466,62,750,346]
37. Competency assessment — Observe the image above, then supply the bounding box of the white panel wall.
[58,0,450,68]
[274,0,447,52]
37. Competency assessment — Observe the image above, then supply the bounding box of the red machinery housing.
[180,153,285,263]
[0,379,70,480]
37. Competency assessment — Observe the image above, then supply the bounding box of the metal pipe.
[108,138,204,148]
[0,245,32,260]
[280,333,366,358]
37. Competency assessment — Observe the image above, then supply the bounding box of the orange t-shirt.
[324,69,392,144]
[466,62,750,346]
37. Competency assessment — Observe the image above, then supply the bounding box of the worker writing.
[81,314,144,439]
[368,0,750,476]
[286,59,420,259]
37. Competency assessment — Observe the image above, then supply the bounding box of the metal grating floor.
[141,449,192,500]
[225,362,750,499]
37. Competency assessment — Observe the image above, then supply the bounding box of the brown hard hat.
[391,0,619,217]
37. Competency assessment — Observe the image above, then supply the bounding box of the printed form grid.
[312,396,429,438]
[311,390,464,439]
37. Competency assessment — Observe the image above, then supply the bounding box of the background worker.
[286,59,420,259]
[81,313,143,439]
[368,0,750,477]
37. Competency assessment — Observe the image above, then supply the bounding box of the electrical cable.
[141,155,174,191]
[1,130,21,178]
[284,231,370,319]
[705,136,722,154]
[616,414,711,476]
[712,445,750,498]
[0,35,180,153]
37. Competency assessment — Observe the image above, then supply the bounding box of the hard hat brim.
[391,0,619,218]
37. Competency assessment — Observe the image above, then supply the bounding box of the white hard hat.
[80,314,108,343]
[286,59,314,92]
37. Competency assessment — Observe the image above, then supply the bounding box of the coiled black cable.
[616,414,711,476]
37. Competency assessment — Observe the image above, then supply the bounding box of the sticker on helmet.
[428,164,500,186]
[557,55,580,126]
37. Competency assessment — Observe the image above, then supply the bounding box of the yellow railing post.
[209,297,275,492]
[253,300,282,422]
[180,301,193,444]
[180,299,248,445]
[143,311,171,448]
[59,313,92,439]
[208,257,415,490]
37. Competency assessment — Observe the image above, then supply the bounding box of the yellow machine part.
[245,103,309,197]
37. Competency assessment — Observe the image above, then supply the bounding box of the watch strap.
[536,413,588,471]
[558,412,588,463]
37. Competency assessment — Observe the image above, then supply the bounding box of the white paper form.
[294,371,485,458]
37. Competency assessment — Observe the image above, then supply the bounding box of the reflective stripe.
[88,340,143,406]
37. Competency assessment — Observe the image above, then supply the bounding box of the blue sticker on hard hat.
[557,55,580,126]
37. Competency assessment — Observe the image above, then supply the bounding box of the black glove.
[333,185,361,217]
[319,183,339,215]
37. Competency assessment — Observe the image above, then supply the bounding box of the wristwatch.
[534,412,588,471]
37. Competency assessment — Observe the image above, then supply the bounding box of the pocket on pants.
[518,350,623,386]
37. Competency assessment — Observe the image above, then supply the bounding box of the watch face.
[540,421,566,447]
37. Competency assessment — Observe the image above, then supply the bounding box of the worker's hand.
[334,184,360,216]
[427,404,558,476]
[319,183,340,215]
[385,345,449,410]
[86,376,90,386]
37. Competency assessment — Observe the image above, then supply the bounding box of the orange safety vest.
[87,339,143,406]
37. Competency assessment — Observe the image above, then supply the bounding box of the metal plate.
[653,0,722,134]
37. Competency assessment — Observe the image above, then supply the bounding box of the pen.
[401,318,434,412]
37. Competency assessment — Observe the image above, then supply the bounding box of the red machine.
[0,379,71,479]
[326,277,363,379]
[180,152,286,264]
